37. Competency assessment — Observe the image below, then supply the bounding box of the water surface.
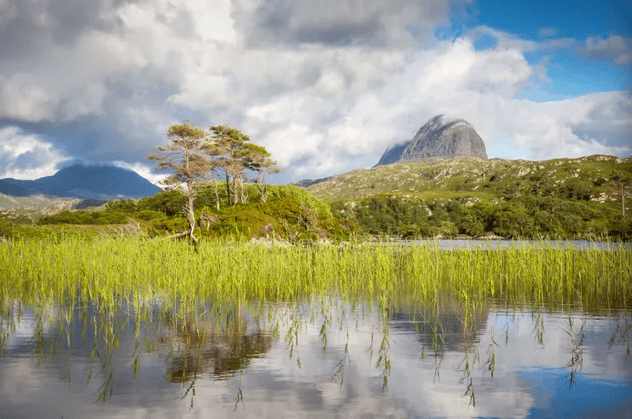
[1,300,630,418]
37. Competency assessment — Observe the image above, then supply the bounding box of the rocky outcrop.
[376,115,488,166]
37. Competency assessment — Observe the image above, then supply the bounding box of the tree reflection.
[158,305,274,384]
[0,296,630,413]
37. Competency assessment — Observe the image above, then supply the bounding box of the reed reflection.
[0,294,630,415]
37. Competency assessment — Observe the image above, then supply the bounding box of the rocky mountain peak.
[376,115,488,166]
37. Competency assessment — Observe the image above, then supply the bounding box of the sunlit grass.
[1,237,630,313]
[0,238,630,398]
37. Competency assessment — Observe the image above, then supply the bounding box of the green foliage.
[137,189,187,217]
[134,210,168,221]
[266,185,333,219]
[347,196,428,238]
[459,213,484,237]
[0,218,12,238]
[150,217,189,234]
[105,199,139,213]
[201,197,350,243]
[338,193,632,241]
[559,180,592,200]
[38,210,128,225]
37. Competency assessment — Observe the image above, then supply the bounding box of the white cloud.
[580,35,632,66]
[0,126,69,179]
[0,0,629,182]
[113,161,168,186]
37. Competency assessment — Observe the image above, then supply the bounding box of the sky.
[0,0,630,184]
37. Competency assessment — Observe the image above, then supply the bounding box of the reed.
[1,237,630,314]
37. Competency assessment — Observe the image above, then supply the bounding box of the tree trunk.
[225,171,231,205]
[212,178,220,210]
[257,179,267,203]
[233,175,239,205]
[186,180,197,241]
[239,180,246,203]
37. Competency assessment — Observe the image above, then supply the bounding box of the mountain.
[376,115,488,166]
[0,165,162,200]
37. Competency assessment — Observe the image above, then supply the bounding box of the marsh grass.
[0,240,630,400]
[1,238,630,314]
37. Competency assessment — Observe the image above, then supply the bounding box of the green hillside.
[305,155,632,240]
[306,155,631,203]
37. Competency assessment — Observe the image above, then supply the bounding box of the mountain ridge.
[0,165,161,200]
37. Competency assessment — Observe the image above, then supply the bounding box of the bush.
[151,217,189,234]
[105,199,139,214]
[138,189,186,217]
[133,210,168,221]
[38,210,128,225]
[459,213,484,237]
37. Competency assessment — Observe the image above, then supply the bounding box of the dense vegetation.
[16,183,358,243]
[335,194,631,240]
[2,238,630,312]
[311,155,632,241]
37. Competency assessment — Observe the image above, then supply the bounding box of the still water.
[1,300,630,419]
[396,239,632,250]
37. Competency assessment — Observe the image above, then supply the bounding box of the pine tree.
[147,123,212,241]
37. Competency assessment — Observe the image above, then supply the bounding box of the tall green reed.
[1,238,630,314]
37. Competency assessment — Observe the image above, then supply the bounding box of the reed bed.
[1,237,630,313]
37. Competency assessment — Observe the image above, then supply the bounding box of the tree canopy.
[147,122,213,240]
[147,122,279,240]
[208,125,278,205]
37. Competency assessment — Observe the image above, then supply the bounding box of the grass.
[1,238,630,314]
[0,237,630,397]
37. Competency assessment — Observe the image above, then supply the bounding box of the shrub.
[138,189,186,217]
[133,210,168,221]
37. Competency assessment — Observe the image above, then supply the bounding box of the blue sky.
[0,0,630,183]
[470,0,631,96]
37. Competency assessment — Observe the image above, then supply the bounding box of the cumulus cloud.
[232,0,466,48]
[0,126,69,179]
[579,35,632,66]
[0,0,629,182]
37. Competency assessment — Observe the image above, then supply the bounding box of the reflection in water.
[160,309,273,383]
[0,298,630,418]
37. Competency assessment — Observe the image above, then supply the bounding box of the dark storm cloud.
[233,0,462,48]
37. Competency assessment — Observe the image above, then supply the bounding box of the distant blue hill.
[0,165,162,200]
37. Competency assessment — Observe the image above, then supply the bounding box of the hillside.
[303,155,631,240]
[306,155,632,204]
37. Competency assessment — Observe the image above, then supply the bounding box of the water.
[1,300,630,418]
[393,239,632,250]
